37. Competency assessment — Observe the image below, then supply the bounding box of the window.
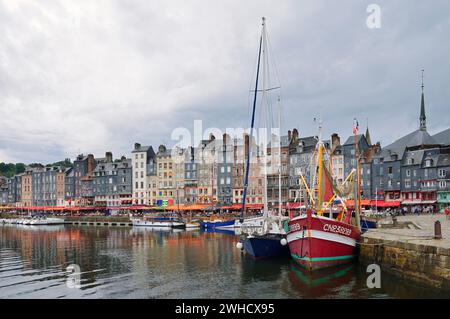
[439,181,447,188]
[439,169,446,178]
[406,169,410,177]
[405,180,411,188]
[388,167,393,174]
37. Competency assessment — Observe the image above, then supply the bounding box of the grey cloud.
[0,0,449,164]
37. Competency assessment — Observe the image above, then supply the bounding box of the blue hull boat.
[201,220,235,229]
[243,234,290,259]
[360,218,377,232]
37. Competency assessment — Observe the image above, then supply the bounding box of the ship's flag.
[353,118,359,135]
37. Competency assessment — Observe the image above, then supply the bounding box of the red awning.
[372,200,400,207]
[282,202,305,209]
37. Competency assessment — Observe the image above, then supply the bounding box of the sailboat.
[287,120,361,271]
[236,17,290,259]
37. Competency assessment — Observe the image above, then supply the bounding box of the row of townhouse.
[1,84,449,211]
[1,152,133,208]
[0,130,361,209]
[129,130,338,208]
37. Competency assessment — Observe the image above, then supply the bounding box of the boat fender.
[236,242,243,250]
[280,238,287,246]
[262,219,269,234]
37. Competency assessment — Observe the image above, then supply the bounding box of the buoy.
[236,242,243,250]
[280,238,287,246]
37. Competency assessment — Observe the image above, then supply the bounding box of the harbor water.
[0,224,448,299]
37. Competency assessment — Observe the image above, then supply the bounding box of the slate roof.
[343,134,364,146]
[437,153,450,168]
[402,149,425,166]
[267,135,290,148]
[432,128,450,146]
[94,158,131,173]
[385,129,438,150]
[132,145,152,153]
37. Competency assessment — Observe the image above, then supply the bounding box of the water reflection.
[288,263,356,298]
[0,224,448,299]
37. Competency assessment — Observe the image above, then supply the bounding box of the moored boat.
[287,119,362,271]
[235,18,291,260]
[200,219,235,229]
[132,216,185,228]
[287,210,360,270]
[360,216,378,231]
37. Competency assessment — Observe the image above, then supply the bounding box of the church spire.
[420,69,427,131]
[365,118,372,145]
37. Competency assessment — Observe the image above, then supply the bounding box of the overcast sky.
[1,0,449,164]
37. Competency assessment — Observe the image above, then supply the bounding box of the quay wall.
[359,234,450,290]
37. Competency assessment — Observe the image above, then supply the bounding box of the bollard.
[392,216,397,227]
[434,221,442,239]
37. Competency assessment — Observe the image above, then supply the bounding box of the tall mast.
[261,17,269,217]
[353,118,362,230]
[278,97,282,218]
[316,117,324,214]
[241,17,264,220]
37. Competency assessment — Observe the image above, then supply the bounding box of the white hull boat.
[132,218,185,228]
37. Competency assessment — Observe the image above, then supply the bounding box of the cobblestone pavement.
[362,214,450,249]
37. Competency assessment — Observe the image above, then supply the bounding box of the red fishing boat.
[287,119,362,271]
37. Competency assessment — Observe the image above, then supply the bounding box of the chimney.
[87,154,95,175]
[244,133,249,160]
[121,156,126,161]
[106,152,113,163]
[288,130,292,141]
[134,143,141,150]
[292,128,299,139]
[331,133,340,151]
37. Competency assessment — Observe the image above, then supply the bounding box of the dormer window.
[408,158,414,165]
[425,159,432,167]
